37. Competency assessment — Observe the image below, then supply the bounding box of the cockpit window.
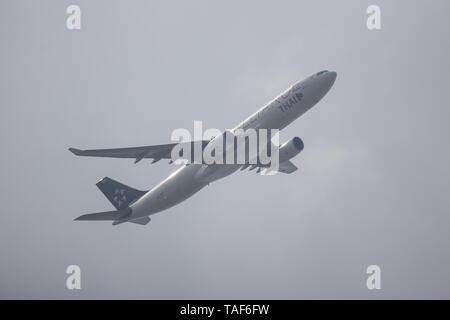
[316,70,328,76]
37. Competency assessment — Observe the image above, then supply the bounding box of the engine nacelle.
[279,137,304,163]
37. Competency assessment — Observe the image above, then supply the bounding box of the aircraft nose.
[318,71,337,95]
[310,71,337,103]
[324,71,337,88]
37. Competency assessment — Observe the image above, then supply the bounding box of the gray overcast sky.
[1,0,449,299]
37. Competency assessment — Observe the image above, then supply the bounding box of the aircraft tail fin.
[96,177,147,210]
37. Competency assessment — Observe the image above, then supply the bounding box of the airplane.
[69,70,337,225]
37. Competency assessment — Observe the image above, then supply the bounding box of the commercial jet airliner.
[69,70,337,225]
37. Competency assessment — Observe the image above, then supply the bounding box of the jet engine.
[279,137,304,163]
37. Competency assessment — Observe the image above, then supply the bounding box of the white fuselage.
[130,71,336,218]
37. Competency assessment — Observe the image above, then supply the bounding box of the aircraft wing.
[69,140,299,173]
[69,141,209,164]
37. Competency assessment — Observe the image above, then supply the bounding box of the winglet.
[68,147,83,156]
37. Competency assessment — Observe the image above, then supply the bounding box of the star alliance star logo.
[113,188,127,208]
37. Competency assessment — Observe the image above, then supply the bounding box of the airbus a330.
[69,70,337,225]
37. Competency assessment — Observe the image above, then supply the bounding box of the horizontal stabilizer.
[129,216,151,225]
[75,208,131,221]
